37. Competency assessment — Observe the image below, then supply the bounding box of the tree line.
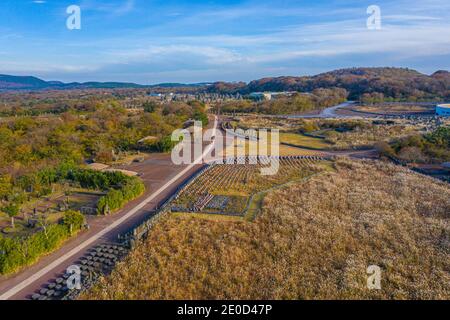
[216,88,348,115]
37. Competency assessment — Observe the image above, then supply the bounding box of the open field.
[233,115,439,150]
[83,159,450,300]
[324,124,424,150]
[220,136,326,157]
[279,132,330,149]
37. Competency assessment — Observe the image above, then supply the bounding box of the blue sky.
[0,0,449,83]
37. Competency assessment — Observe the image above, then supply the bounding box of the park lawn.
[279,132,331,149]
[220,138,325,157]
[278,145,324,156]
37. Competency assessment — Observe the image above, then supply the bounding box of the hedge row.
[96,177,145,215]
[8,163,132,200]
[67,168,130,190]
[140,135,178,153]
[0,211,85,275]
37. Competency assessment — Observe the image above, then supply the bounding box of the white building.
[436,104,450,116]
[248,91,298,101]
[249,92,272,101]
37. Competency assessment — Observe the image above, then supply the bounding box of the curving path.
[319,101,356,118]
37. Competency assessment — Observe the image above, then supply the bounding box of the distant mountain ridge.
[0,74,211,91]
[1,67,449,100]
[0,75,49,89]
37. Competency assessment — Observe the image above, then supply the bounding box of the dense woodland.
[0,89,155,116]
[0,96,206,205]
[0,94,208,175]
[0,96,208,174]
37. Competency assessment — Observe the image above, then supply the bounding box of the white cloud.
[111,16,450,65]
[3,0,450,82]
[107,45,244,65]
[0,61,99,74]
[384,15,442,21]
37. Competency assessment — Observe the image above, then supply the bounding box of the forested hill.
[1,67,449,101]
[208,68,450,101]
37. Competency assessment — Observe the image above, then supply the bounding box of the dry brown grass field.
[83,160,450,300]
[234,116,429,150]
[356,104,434,114]
[325,124,422,150]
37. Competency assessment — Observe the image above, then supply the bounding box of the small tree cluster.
[0,210,85,275]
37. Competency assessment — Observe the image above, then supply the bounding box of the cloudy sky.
[0,0,449,83]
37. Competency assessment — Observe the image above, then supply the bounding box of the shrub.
[0,211,84,275]
[97,177,145,215]
[391,126,450,163]
[63,210,86,234]
[1,204,19,228]
[143,101,158,113]
[193,110,209,126]
[375,141,395,157]
[65,168,130,190]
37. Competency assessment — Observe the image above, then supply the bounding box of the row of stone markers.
[29,243,129,300]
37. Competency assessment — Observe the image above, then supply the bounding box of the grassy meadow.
[83,160,450,300]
